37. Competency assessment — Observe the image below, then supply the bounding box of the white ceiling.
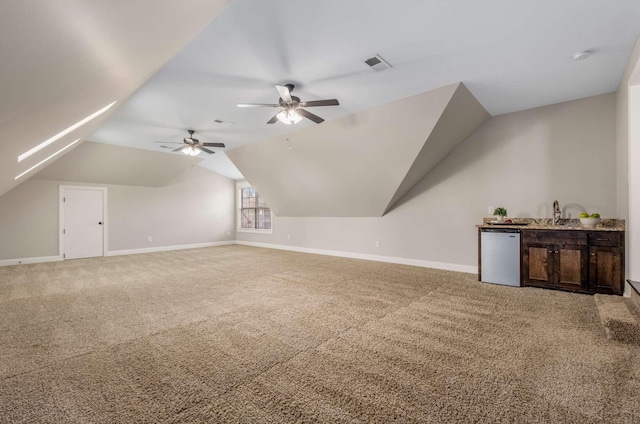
[89,0,640,180]
[0,0,230,197]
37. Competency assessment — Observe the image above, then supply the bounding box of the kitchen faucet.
[552,200,561,225]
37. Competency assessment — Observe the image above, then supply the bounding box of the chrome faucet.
[552,200,561,225]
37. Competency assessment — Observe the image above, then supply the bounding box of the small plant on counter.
[493,207,507,216]
[493,207,508,222]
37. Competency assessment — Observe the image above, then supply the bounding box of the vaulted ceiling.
[2,0,640,203]
[0,0,230,197]
[88,0,640,180]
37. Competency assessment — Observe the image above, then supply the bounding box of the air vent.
[212,119,233,127]
[364,54,392,72]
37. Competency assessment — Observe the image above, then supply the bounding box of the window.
[239,186,272,232]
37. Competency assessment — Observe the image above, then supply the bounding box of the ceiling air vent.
[212,119,233,127]
[364,54,392,72]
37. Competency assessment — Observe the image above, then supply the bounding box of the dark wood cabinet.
[522,229,624,295]
[522,231,588,291]
[588,229,624,294]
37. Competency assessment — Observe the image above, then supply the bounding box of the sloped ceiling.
[88,0,640,181]
[227,83,489,217]
[33,142,202,187]
[383,83,490,214]
[0,0,230,197]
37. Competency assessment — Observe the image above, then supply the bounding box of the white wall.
[0,167,235,261]
[616,36,640,292]
[629,85,640,282]
[238,93,617,272]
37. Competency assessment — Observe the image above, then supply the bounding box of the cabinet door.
[522,243,554,287]
[555,244,588,291]
[589,246,623,295]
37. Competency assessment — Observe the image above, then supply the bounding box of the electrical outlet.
[227,231,231,236]
[287,235,291,240]
[375,240,380,248]
[488,206,494,214]
[147,236,152,242]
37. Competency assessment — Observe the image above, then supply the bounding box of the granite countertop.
[476,218,625,232]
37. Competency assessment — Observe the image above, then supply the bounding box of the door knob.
[98,222,103,225]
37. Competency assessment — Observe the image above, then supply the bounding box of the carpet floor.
[0,245,638,423]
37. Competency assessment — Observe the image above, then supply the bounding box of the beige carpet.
[0,245,638,423]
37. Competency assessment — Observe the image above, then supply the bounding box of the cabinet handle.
[555,251,559,254]
[596,238,608,241]
[591,253,595,256]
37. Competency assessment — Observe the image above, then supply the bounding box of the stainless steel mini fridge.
[480,228,521,286]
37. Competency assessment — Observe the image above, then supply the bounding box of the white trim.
[235,241,477,274]
[0,255,63,267]
[106,241,235,257]
[59,185,108,259]
[0,241,476,274]
[237,228,274,235]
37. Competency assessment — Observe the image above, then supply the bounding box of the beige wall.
[238,93,617,271]
[0,167,235,261]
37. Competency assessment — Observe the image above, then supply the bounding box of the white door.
[64,188,104,259]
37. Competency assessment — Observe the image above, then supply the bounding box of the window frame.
[236,181,273,234]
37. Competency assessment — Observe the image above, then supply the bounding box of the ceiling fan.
[155,130,225,156]
[237,84,339,125]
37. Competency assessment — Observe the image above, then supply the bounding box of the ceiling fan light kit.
[238,84,339,125]
[276,109,303,125]
[183,145,201,156]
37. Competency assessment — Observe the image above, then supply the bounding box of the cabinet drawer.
[588,232,622,247]
[522,230,587,246]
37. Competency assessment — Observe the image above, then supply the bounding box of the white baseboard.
[235,241,477,274]
[106,240,235,257]
[0,242,477,276]
[0,255,63,267]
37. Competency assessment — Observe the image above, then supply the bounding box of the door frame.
[59,185,108,259]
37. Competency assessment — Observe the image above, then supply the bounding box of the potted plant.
[493,207,508,222]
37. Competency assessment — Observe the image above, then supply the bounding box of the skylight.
[18,101,116,162]
[15,138,81,180]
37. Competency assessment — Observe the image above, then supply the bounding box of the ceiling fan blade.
[267,113,280,124]
[237,103,280,108]
[199,147,215,154]
[202,142,226,148]
[153,141,183,144]
[275,85,292,103]
[299,99,339,107]
[297,108,324,124]
[172,146,185,152]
